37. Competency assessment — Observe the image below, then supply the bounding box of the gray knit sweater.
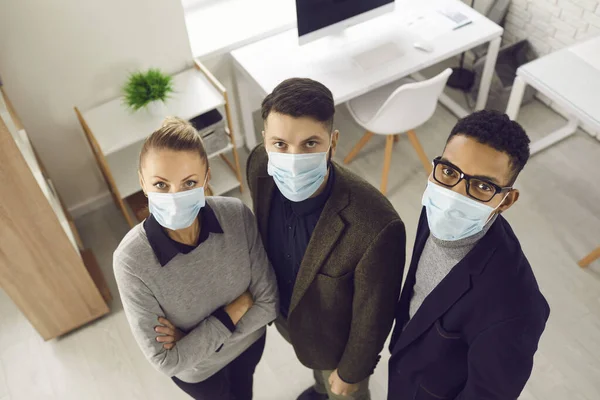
[409,215,498,320]
[113,197,279,383]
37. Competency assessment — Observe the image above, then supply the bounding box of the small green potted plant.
[122,68,174,115]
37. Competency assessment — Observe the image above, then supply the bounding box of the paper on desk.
[405,12,460,41]
[568,37,600,72]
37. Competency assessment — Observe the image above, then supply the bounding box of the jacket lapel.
[255,176,275,252]
[394,261,472,354]
[289,164,350,315]
[393,211,499,355]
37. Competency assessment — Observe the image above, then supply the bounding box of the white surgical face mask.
[267,147,330,202]
[422,180,508,241]
[147,174,208,230]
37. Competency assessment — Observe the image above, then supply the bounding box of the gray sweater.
[409,216,497,320]
[113,197,279,383]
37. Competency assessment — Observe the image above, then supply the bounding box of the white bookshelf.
[208,153,242,195]
[84,68,225,155]
[75,61,244,228]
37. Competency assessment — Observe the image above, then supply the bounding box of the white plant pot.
[147,101,168,117]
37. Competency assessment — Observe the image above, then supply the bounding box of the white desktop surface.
[520,40,600,129]
[184,0,296,58]
[232,0,501,102]
[569,37,600,72]
[231,0,503,148]
[507,36,600,154]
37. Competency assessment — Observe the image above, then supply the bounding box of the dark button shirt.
[267,168,335,317]
[144,203,224,267]
[144,204,234,334]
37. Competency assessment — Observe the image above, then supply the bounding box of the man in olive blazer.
[246,78,406,400]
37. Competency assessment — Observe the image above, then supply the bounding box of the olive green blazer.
[246,145,406,383]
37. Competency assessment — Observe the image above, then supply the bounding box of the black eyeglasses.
[432,157,512,202]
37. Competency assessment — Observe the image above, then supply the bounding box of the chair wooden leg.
[344,131,374,164]
[394,134,400,143]
[407,129,432,175]
[578,246,600,268]
[381,135,395,195]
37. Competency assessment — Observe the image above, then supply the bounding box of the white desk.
[231,0,503,149]
[506,36,600,155]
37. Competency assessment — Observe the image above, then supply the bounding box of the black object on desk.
[446,0,476,92]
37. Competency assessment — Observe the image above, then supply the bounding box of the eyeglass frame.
[431,157,513,203]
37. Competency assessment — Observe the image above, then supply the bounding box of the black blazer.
[388,209,549,400]
[247,145,406,383]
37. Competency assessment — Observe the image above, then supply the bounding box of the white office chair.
[343,68,452,195]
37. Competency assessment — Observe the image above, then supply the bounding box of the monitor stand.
[299,30,350,50]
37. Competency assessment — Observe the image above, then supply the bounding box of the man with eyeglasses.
[387,110,549,400]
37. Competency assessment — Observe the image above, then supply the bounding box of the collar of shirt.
[279,166,335,217]
[144,203,224,267]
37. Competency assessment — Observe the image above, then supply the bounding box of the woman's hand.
[224,291,254,325]
[155,317,185,350]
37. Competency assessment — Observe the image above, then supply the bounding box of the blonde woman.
[114,117,278,400]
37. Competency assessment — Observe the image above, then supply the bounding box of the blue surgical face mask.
[267,148,329,202]
[147,175,208,230]
[422,180,507,241]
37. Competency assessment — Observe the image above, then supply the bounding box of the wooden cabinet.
[0,87,111,340]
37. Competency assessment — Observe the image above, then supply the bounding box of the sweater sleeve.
[337,219,406,384]
[233,204,279,334]
[113,254,233,377]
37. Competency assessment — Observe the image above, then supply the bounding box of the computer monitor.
[296,0,395,45]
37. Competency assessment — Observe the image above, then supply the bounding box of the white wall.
[0,0,193,213]
[503,0,600,54]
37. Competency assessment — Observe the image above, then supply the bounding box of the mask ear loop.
[485,191,511,224]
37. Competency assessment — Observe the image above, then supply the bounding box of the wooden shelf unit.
[0,87,111,341]
[75,60,244,228]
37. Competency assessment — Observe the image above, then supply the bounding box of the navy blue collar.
[144,203,224,267]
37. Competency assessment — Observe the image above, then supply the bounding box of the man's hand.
[329,369,360,396]
[155,317,185,350]
[224,290,254,325]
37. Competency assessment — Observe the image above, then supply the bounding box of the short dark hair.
[448,110,530,184]
[261,78,335,132]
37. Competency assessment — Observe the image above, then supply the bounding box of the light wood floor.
[1,98,599,400]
